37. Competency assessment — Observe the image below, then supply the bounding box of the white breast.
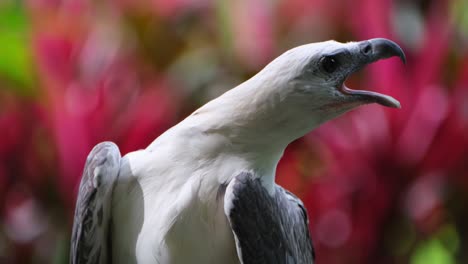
[111,137,244,263]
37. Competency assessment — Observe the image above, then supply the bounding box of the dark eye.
[320,56,339,73]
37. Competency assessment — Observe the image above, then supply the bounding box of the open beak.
[339,38,406,108]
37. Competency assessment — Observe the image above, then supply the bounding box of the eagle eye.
[320,56,339,73]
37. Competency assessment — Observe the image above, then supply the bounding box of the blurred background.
[0,0,467,263]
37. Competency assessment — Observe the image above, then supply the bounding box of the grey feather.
[70,142,121,264]
[225,172,315,264]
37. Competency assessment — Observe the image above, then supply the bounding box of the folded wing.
[70,142,121,264]
[224,172,315,264]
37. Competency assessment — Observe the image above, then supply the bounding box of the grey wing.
[224,172,315,264]
[70,142,121,264]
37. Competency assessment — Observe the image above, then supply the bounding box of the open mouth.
[338,83,401,108]
[336,38,405,109]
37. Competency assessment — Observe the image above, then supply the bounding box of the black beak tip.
[397,47,407,65]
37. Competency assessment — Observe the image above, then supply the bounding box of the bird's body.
[112,60,314,263]
[70,39,405,264]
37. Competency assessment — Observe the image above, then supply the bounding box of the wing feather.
[224,172,315,264]
[70,142,121,264]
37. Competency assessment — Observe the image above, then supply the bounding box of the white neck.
[159,74,332,192]
[186,74,328,148]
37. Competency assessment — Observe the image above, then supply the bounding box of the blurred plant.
[0,1,35,94]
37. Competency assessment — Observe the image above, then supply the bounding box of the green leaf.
[215,0,234,56]
[451,0,468,38]
[411,238,455,264]
[0,1,35,95]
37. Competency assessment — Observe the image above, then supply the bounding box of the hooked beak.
[339,38,406,108]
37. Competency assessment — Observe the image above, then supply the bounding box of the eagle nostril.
[361,43,372,55]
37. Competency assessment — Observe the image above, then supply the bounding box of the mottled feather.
[70,142,121,264]
[225,172,315,264]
